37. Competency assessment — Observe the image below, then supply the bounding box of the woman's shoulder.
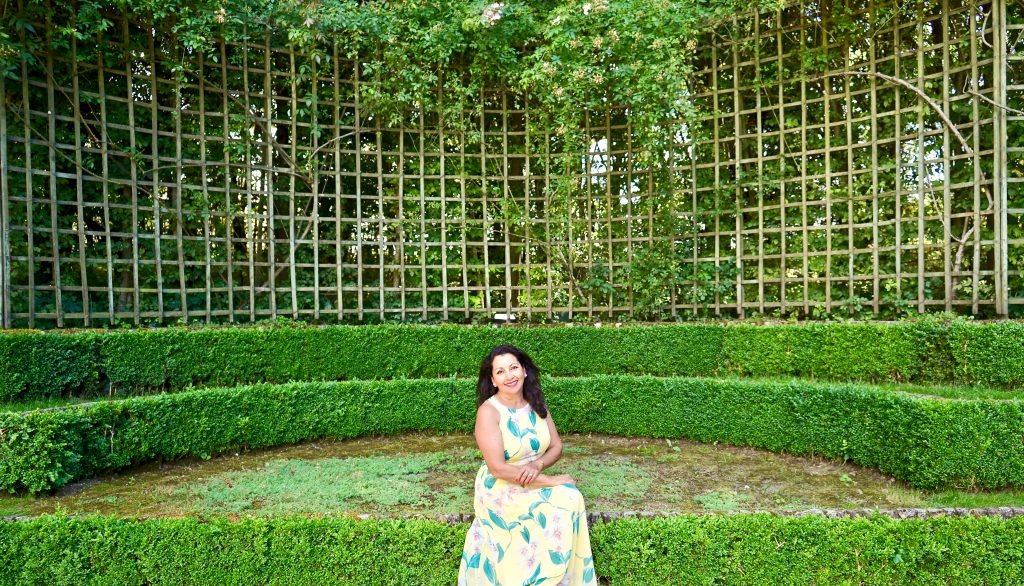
[476,397,502,420]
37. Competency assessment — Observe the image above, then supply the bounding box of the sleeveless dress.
[458,396,598,586]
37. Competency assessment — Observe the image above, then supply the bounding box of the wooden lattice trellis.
[0,0,1020,328]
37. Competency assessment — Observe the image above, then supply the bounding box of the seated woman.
[458,345,598,586]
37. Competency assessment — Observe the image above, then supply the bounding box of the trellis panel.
[0,0,1018,327]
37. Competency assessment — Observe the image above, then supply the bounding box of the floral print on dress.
[458,397,598,585]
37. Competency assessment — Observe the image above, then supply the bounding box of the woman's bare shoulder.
[476,399,500,420]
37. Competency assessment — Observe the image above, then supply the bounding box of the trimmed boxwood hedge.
[2,324,724,400]
[948,321,1024,388]
[0,333,100,401]
[3,376,1022,494]
[0,514,1022,585]
[2,320,1022,401]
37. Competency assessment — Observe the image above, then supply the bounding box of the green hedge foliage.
[948,321,1024,387]
[2,324,724,400]
[718,322,955,382]
[3,321,1022,401]
[0,333,101,400]
[1,514,1022,585]
[3,376,1022,494]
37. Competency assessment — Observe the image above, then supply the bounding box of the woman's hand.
[525,473,577,489]
[515,461,543,486]
[551,474,576,486]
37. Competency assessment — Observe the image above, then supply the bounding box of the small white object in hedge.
[493,312,516,324]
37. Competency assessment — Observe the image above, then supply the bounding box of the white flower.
[582,3,592,14]
[482,2,504,26]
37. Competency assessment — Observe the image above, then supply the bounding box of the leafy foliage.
[4,372,1024,493]
[2,514,1023,584]
[0,0,1015,324]
[6,319,1024,402]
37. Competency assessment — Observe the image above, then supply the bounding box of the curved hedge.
[3,376,1023,494]
[2,320,1022,401]
[1,514,1022,585]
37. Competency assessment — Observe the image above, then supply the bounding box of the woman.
[458,345,598,585]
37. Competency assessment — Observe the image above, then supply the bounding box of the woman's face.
[490,353,525,394]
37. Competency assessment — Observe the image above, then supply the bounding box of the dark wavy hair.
[476,345,548,418]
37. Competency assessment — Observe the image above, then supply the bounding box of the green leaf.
[507,418,522,438]
[525,563,542,585]
[484,559,497,584]
[489,509,509,531]
[468,552,481,569]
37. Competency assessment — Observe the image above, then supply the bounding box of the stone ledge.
[5,507,1024,524]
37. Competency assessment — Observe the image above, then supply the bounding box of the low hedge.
[2,324,724,400]
[948,321,1024,388]
[5,320,1023,401]
[718,321,956,382]
[0,333,100,400]
[1,514,1022,585]
[3,376,1023,494]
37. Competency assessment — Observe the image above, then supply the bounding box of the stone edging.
[425,507,1024,525]
[5,507,1024,524]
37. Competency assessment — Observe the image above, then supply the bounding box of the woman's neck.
[493,391,527,409]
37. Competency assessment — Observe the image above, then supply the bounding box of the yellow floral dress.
[458,396,597,586]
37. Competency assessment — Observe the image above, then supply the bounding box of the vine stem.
[807,69,998,301]
[811,70,973,157]
[966,90,1024,116]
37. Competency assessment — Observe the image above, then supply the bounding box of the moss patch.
[3,432,1024,519]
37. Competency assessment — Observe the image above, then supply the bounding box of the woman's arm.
[475,403,535,484]
[514,411,568,486]
[476,404,572,487]
[536,412,563,471]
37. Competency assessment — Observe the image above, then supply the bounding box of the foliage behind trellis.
[0,0,1021,328]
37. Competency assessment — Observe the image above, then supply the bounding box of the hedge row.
[4,320,1024,401]
[1,514,1022,585]
[3,375,1023,494]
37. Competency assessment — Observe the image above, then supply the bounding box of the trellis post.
[993,0,1009,316]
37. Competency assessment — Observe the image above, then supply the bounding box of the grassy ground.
[0,395,125,412]
[3,432,1022,519]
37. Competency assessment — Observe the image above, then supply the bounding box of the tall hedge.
[1,514,1022,585]
[3,376,1023,494]
[6,320,1024,402]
